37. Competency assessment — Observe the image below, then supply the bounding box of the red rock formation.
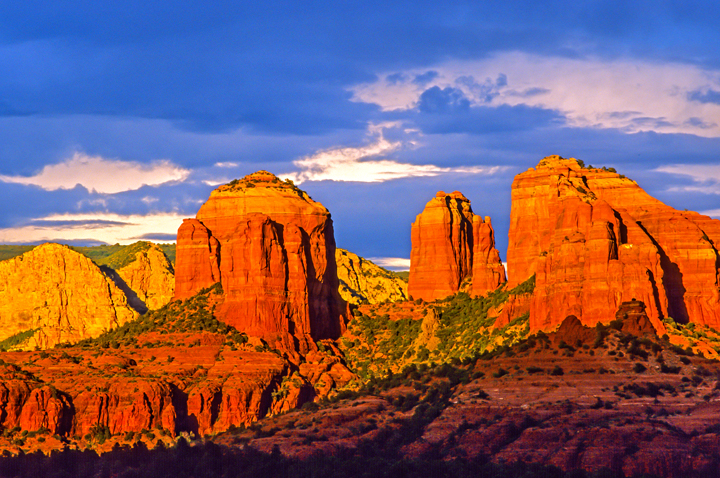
[551,315,596,346]
[174,219,220,300]
[114,242,175,311]
[471,215,507,296]
[585,171,720,327]
[174,171,346,352]
[0,338,353,443]
[614,299,656,336]
[409,191,505,301]
[507,155,720,331]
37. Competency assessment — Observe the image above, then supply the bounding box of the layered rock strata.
[507,155,720,331]
[0,244,137,349]
[335,248,408,305]
[409,191,506,301]
[174,171,347,352]
[0,343,352,439]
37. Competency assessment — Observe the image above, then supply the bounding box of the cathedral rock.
[409,191,506,301]
[507,155,720,332]
[174,171,347,353]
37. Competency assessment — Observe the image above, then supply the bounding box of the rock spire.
[409,191,506,301]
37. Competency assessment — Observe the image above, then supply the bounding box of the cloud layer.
[0,153,190,194]
[368,257,411,271]
[351,53,720,137]
[656,164,720,195]
[283,123,504,183]
[0,212,186,245]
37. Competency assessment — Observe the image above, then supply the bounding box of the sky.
[0,1,719,271]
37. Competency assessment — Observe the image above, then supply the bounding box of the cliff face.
[409,191,505,301]
[0,244,137,349]
[584,168,720,328]
[174,219,221,300]
[114,243,175,312]
[174,171,347,353]
[507,155,720,331]
[0,344,351,440]
[335,248,408,305]
[471,215,508,297]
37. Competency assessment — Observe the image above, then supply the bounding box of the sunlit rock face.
[409,191,506,301]
[0,243,137,349]
[113,242,175,312]
[335,248,408,305]
[174,171,347,353]
[471,215,508,297]
[507,155,720,332]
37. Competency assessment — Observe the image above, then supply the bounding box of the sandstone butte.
[0,243,137,349]
[335,248,408,305]
[174,171,347,353]
[408,191,506,301]
[507,155,720,332]
[112,242,175,312]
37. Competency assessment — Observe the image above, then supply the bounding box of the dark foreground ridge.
[0,434,679,478]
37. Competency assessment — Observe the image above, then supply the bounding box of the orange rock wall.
[0,244,137,349]
[507,155,720,331]
[0,346,345,438]
[174,219,220,300]
[174,172,346,352]
[471,215,507,296]
[409,191,506,301]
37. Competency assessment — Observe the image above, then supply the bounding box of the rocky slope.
[335,248,408,305]
[209,306,720,478]
[507,155,720,332]
[0,243,137,350]
[174,171,347,354]
[5,303,719,478]
[409,191,505,301]
[0,285,354,450]
[111,242,175,312]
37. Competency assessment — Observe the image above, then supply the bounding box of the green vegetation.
[223,174,305,197]
[0,328,39,351]
[70,283,247,349]
[392,271,409,282]
[0,242,175,265]
[340,275,535,381]
[75,241,176,268]
[661,317,720,356]
[0,245,35,262]
[86,241,154,270]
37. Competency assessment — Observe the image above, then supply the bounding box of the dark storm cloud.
[418,87,471,114]
[415,102,564,135]
[0,1,719,256]
[413,71,439,86]
[1,1,718,136]
[688,89,720,105]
